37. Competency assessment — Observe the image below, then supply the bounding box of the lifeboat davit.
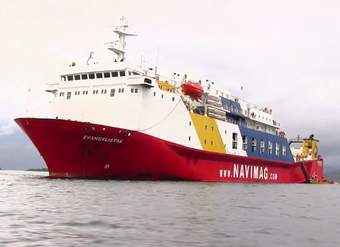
[181,81,203,99]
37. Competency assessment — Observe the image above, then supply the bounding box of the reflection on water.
[0,170,339,247]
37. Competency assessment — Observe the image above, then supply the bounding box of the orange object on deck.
[181,81,203,99]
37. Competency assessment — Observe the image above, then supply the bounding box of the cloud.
[0,121,16,136]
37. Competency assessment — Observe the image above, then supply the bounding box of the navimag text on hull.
[16,20,326,183]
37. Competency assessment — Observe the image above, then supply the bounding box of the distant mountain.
[27,168,48,172]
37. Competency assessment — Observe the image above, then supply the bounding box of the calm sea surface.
[0,170,339,247]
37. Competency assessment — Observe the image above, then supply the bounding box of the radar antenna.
[107,17,137,62]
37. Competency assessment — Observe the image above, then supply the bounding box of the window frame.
[119,70,126,77]
[275,143,280,156]
[268,141,273,155]
[242,135,248,151]
[89,73,95,79]
[260,140,265,154]
[251,137,257,152]
[232,132,238,149]
[66,92,71,99]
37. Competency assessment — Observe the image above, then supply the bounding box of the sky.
[0,0,339,170]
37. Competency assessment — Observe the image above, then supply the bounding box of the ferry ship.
[16,21,325,183]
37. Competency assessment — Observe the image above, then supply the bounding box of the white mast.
[107,17,137,62]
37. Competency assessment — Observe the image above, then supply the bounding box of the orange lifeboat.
[181,81,203,99]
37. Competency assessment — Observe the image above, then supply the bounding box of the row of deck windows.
[58,87,138,98]
[58,89,178,103]
[62,70,130,82]
[186,128,287,157]
[228,132,287,156]
[234,134,287,156]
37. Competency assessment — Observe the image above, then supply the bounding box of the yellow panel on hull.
[190,113,226,153]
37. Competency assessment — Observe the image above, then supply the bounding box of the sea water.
[0,170,339,247]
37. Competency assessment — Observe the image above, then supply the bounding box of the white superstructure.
[45,21,291,160]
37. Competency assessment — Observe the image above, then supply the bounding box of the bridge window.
[268,141,273,155]
[61,76,66,81]
[275,143,280,156]
[189,136,191,141]
[82,74,88,80]
[74,75,80,80]
[67,75,73,81]
[131,88,134,93]
[232,133,238,149]
[66,92,71,99]
[251,137,257,152]
[110,89,115,96]
[96,73,103,79]
[104,72,110,78]
[260,140,265,154]
[119,71,126,77]
[242,135,247,151]
[282,146,287,156]
[134,88,138,93]
[122,88,124,93]
[112,71,118,77]
[59,92,64,97]
[144,78,152,84]
[89,73,95,79]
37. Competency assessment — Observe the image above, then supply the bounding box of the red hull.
[15,118,325,183]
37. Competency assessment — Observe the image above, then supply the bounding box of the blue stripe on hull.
[239,126,294,163]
